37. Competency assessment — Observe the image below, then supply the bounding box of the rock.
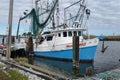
[3,67,6,70]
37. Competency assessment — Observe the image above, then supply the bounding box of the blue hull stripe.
[34,46,97,60]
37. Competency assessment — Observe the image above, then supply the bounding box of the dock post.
[72,35,79,74]
[26,36,34,64]
[101,38,108,53]
[102,39,104,51]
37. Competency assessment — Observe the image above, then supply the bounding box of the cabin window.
[63,32,67,37]
[78,31,81,36]
[68,31,72,37]
[46,36,53,41]
[58,33,61,37]
[73,31,77,36]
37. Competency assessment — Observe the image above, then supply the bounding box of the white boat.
[34,27,99,61]
[16,0,99,61]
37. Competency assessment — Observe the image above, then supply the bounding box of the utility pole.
[6,0,14,60]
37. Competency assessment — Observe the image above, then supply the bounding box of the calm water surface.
[94,41,120,73]
[33,41,120,76]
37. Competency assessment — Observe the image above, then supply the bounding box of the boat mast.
[35,0,40,48]
[6,0,14,60]
[56,0,59,26]
[32,0,34,8]
[64,7,67,25]
[35,0,40,19]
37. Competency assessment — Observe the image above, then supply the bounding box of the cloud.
[0,0,32,24]
[0,0,33,35]
[86,0,120,35]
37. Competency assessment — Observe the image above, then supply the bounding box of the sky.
[0,0,120,36]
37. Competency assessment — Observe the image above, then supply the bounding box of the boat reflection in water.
[33,57,94,77]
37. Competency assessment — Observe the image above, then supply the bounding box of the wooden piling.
[26,36,34,64]
[72,36,79,73]
[27,36,33,53]
[102,39,104,52]
[101,39,108,53]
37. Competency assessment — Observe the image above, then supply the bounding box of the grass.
[0,58,29,80]
[14,57,28,63]
[0,70,10,80]
[0,69,28,80]
[104,36,120,41]
[8,70,28,80]
[84,35,120,41]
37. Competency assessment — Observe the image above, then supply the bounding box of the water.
[94,41,120,73]
[33,41,120,76]
[0,36,120,76]
[33,57,94,77]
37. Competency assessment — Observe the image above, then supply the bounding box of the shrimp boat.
[17,0,99,61]
[34,28,99,61]
[33,0,99,61]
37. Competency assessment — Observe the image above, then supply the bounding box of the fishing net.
[17,0,58,38]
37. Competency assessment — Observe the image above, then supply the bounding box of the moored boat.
[34,27,99,61]
[17,0,99,62]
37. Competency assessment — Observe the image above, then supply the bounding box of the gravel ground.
[11,68,45,80]
[0,56,45,80]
